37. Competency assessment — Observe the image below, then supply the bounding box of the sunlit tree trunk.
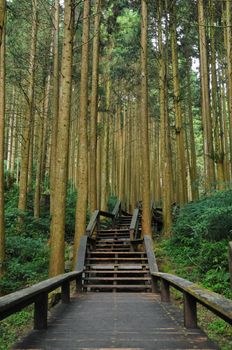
[49,0,74,277]
[73,0,90,267]
[141,0,151,235]
[0,1,5,278]
[90,0,101,213]
[18,0,38,215]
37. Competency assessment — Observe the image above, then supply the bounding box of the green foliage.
[108,195,118,212]
[172,189,232,242]
[0,308,33,350]
[161,190,232,297]
[0,235,48,294]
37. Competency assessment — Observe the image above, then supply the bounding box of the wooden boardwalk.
[15,292,218,350]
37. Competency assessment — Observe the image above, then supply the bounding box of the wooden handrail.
[86,201,121,236]
[0,270,82,329]
[143,237,232,328]
[86,210,100,237]
[129,208,140,241]
[112,199,121,217]
[152,272,232,328]
[0,231,90,330]
[143,235,159,273]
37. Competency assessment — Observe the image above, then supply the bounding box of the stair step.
[85,284,151,290]
[85,264,149,269]
[88,252,145,255]
[97,229,130,233]
[84,277,150,281]
[86,258,148,261]
[96,239,130,243]
[85,270,149,274]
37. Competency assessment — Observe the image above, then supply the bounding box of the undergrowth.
[156,189,232,349]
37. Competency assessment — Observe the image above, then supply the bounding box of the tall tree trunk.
[141,0,152,235]
[0,0,5,45]
[198,0,215,191]
[89,0,101,213]
[49,0,74,277]
[18,0,38,215]
[185,54,199,200]
[158,0,172,236]
[73,0,90,267]
[225,0,232,179]
[0,1,5,278]
[209,0,225,190]
[34,75,51,218]
[50,0,60,215]
[170,4,187,206]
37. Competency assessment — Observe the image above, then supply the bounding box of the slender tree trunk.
[158,0,172,236]
[141,0,152,235]
[198,0,215,191]
[0,0,5,45]
[185,55,199,200]
[90,0,101,213]
[34,75,51,218]
[170,4,187,205]
[50,0,60,215]
[225,0,232,179]
[73,0,90,267]
[0,2,5,278]
[18,0,38,215]
[49,0,74,277]
[209,0,225,190]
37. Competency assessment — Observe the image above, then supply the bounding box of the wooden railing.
[143,235,232,329]
[129,208,140,241]
[0,269,83,330]
[0,200,122,331]
[151,272,232,328]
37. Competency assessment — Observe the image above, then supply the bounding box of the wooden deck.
[14,292,218,350]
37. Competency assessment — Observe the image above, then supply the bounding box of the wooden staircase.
[83,213,152,292]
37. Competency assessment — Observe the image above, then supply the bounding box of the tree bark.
[141,0,152,236]
[49,0,74,277]
[0,2,5,278]
[18,0,38,216]
[198,0,215,191]
[89,0,101,213]
[73,0,90,267]
[50,0,60,215]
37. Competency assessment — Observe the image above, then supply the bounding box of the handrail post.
[62,281,70,303]
[184,292,197,328]
[76,275,82,293]
[160,279,170,302]
[151,275,159,293]
[34,292,48,330]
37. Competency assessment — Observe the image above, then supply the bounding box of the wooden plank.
[143,235,159,273]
